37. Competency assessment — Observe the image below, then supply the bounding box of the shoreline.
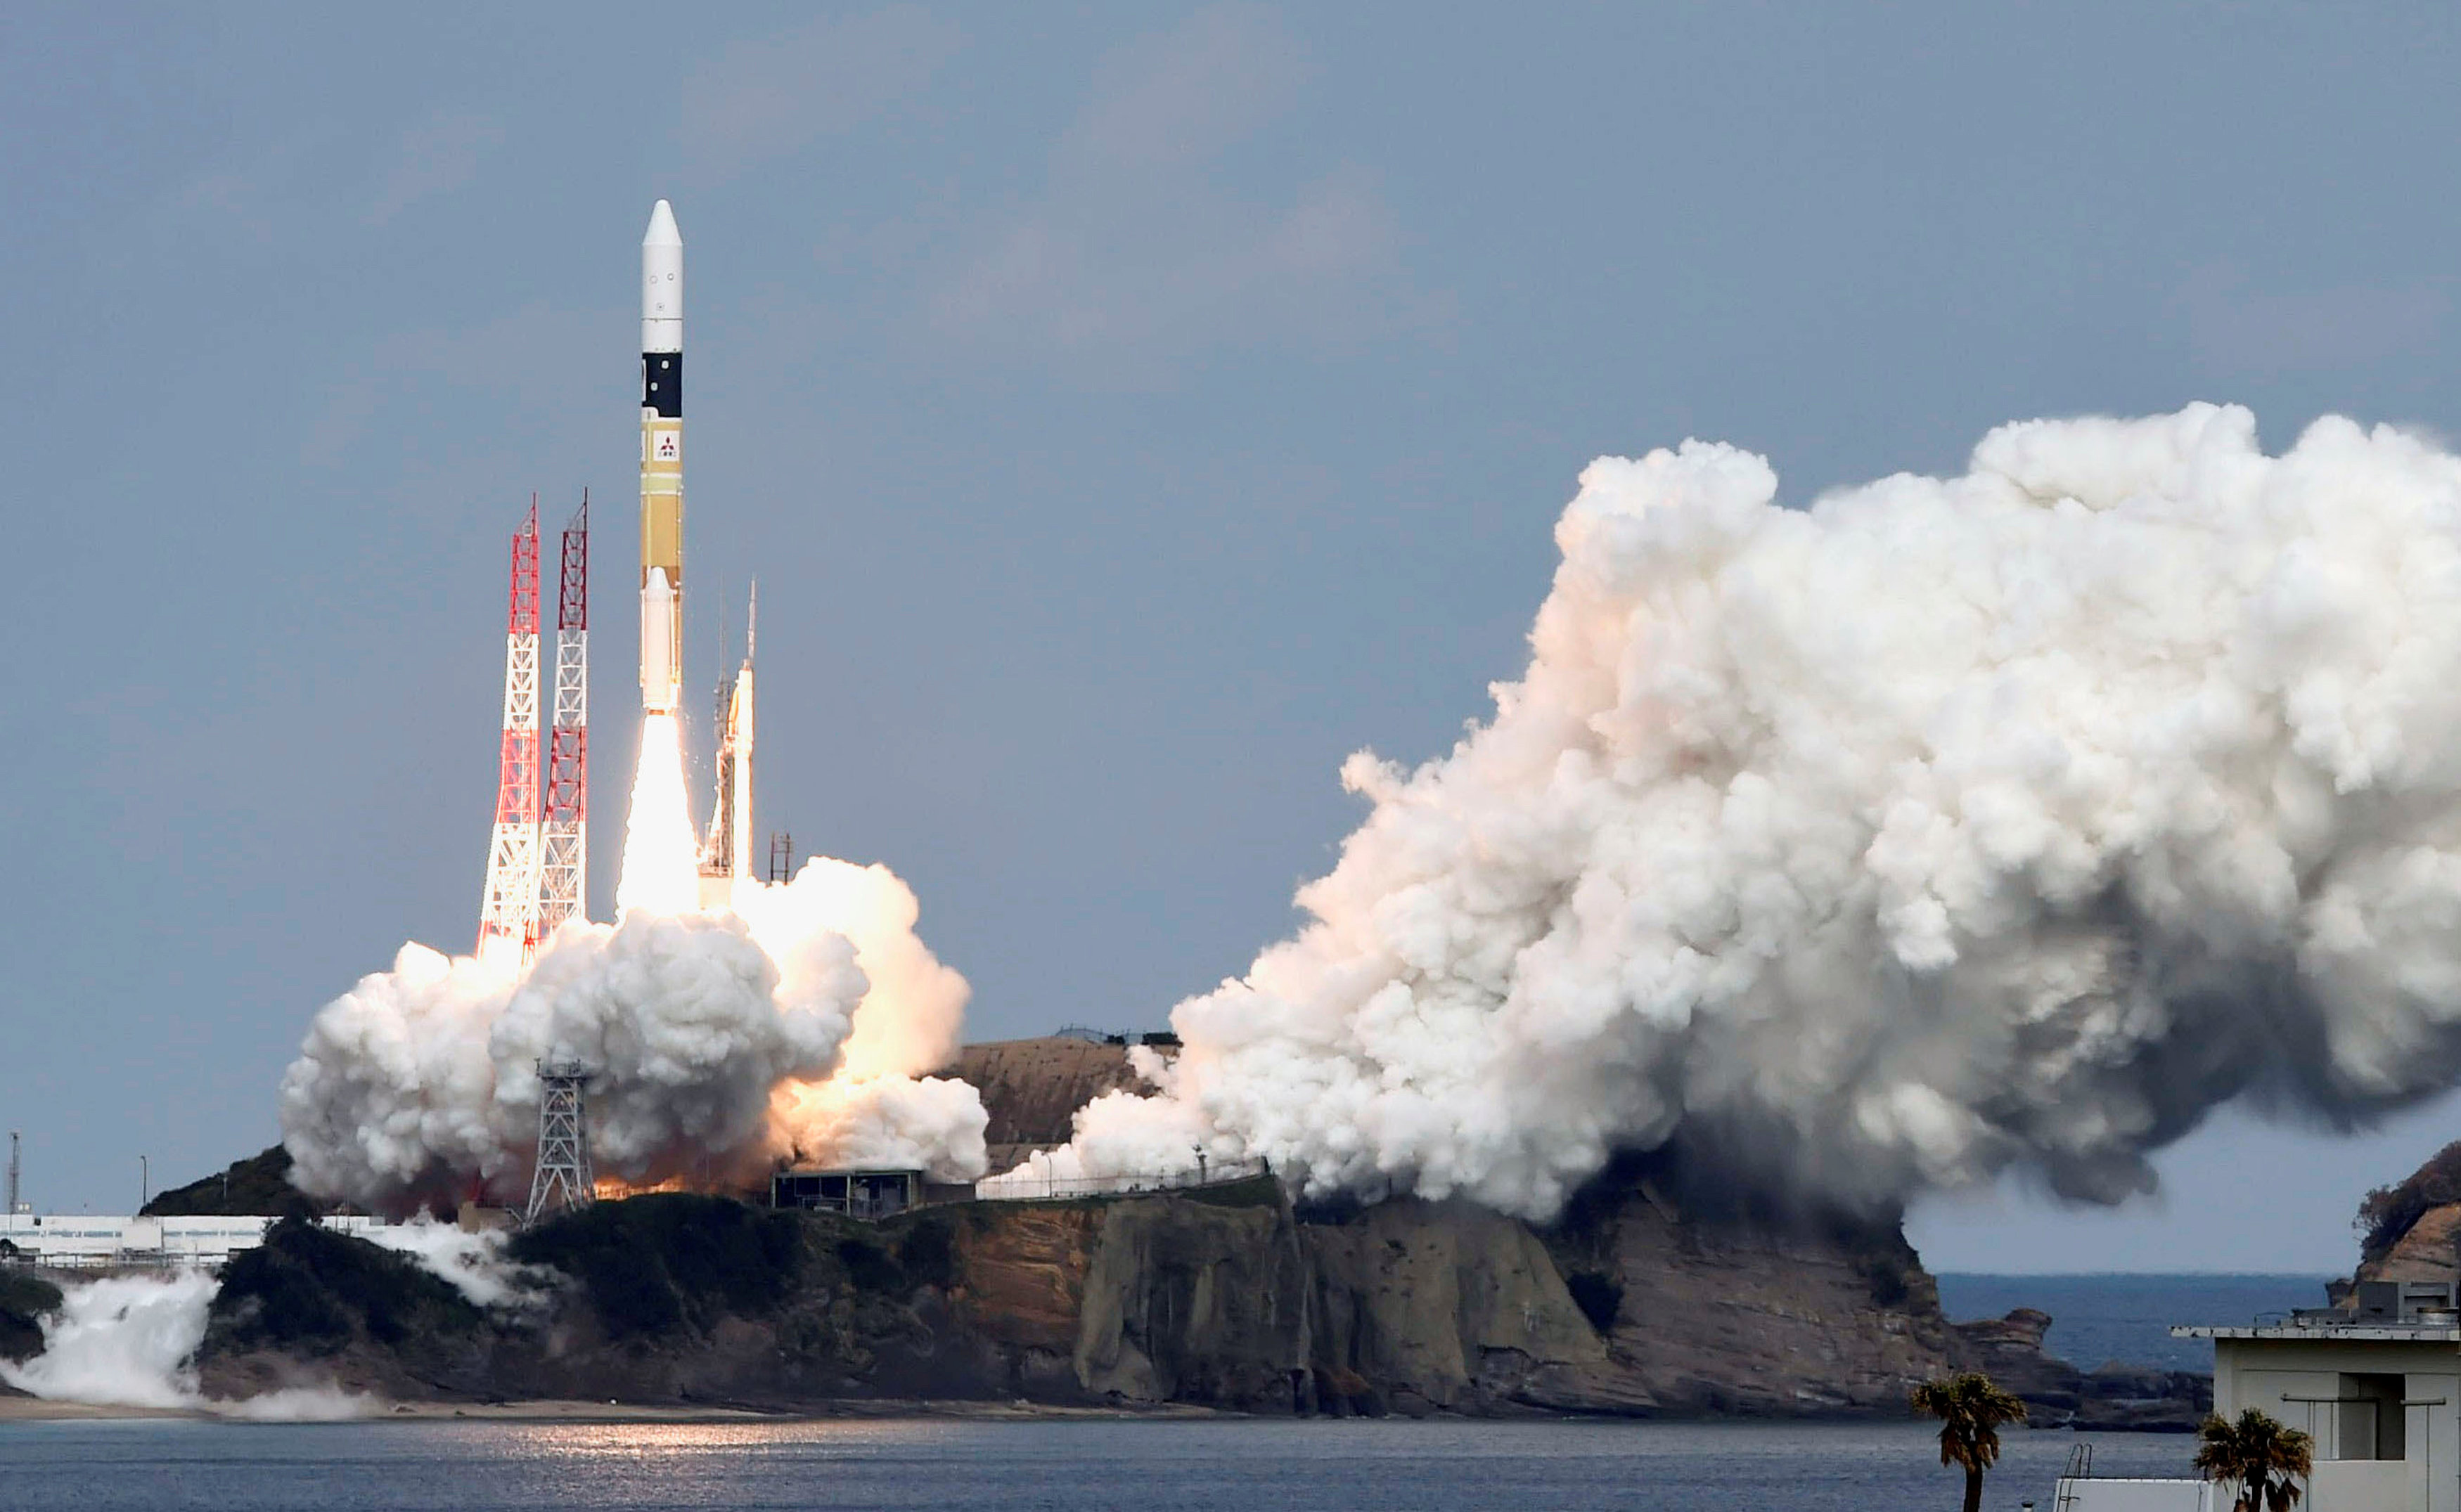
[0,1393,1230,1426]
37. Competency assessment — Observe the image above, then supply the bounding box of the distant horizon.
[1934,1269,2339,1279]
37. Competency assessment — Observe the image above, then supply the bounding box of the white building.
[0,1211,399,1267]
[2057,1281,2461,1512]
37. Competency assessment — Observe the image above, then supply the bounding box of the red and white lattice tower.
[477,501,544,964]
[536,494,589,942]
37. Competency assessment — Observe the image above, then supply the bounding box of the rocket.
[639,199,684,715]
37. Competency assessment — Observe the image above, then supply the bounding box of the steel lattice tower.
[536,494,589,941]
[523,1060,596,1225]
[477,503,544,964]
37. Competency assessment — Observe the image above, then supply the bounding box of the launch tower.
[523,1061,596,1225]
[477,503,544,962]
[536,496,589,936]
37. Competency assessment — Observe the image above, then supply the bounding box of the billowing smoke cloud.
[0,1272,370,1419]
[1025,404,2461,1220]
[282,850,986,1213]
[2,1222,548,1414]
[361,1217,554,1311]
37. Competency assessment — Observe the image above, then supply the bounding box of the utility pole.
[139,1155,148,1210]
[6,1131,19,1215]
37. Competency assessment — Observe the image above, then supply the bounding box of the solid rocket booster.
[640,199,684,715]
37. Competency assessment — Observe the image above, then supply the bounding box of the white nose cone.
[642,199,682,353]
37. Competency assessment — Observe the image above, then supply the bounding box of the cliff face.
[2356,1139,2461,1284]
[944,1036,1150,1170]
[190,1179,1967,1419]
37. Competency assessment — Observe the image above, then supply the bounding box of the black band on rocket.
[642,351,682,418]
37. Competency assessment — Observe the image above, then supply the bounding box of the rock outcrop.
[1534,1172,1953,1415]
[186,1175,1978,1419]
[1949,1307,2210,1431]
[99,1037,2231,1420]
[2355,1139,2461,1285]
[944,1036,1151,1171]
[0,1272,61,1365]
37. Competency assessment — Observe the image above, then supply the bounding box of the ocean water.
[1,1416,2195,1511]
[1936,1272,2337,1374]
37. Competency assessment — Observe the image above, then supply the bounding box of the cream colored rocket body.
[640,200,684,715]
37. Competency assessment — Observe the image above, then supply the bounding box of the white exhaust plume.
[1022,404,2461,1220]
[0,1272,371,1419]
[360,1217,554,1311]
[2,1224,551,1415]
[280,714,984,1213]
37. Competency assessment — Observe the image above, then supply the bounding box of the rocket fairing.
[640,199,684,715]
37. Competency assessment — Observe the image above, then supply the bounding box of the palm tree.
[1911,1371,2029,1512]
[2195,1408,2315,1512]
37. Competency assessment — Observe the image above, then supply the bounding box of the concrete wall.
[2053,1478,2214,1512]
[2306,1461,2415,1511]
[2214,1338,2461,1512]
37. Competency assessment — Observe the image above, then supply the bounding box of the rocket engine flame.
[1001,404,2461,1222]
[617,713,700,915]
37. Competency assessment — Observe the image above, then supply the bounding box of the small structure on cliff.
[771,1168,976,1219]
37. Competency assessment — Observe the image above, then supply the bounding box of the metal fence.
[975,1158,1269,1202]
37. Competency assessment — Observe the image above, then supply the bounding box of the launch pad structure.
[523,1061,596,1226]
[466,198,797,1209]
[477,497,590,964]
[475,503,542,962]
[539,496,589,937]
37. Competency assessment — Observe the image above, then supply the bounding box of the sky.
[7,1,2461,1272]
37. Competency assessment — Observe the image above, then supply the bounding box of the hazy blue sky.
[8,1,2461,1272]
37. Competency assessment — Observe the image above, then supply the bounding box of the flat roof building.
[770,1168,976,1220]
[2056,1280,2461,1511]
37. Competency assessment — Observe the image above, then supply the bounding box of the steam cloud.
[0,1220,539,1414]
[281,850,986,1213]
[1020,404,2461,1220]
[0,1271,370,1418]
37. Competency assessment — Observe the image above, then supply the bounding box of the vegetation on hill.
[141,1144,328,1218]
[507,1191,965,1341]
[208,1215,482,1352]
[2354,1137,2461,1268]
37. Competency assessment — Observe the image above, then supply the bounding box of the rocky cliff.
[1950,1306,2210,1430]
[2354,1138,2461,1285]
[97,1035,2193,1419]
[0,1272,61,1365]
[187,1172,1985,1418]
[944,1035,1150,1171]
